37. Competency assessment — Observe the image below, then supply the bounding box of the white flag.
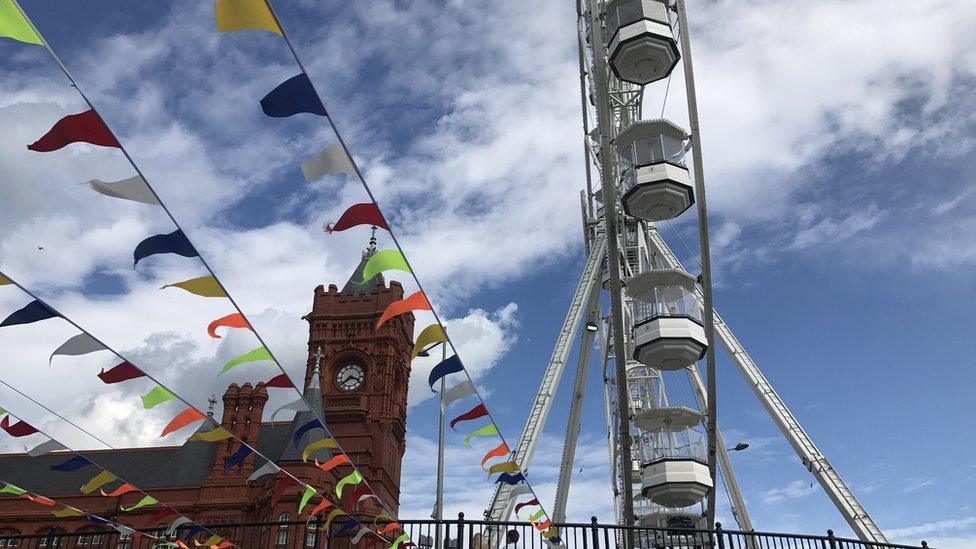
[50,333,106,365]
[301,144,356,182]
[85,176,159,205]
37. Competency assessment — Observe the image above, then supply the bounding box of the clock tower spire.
[303,234,414,513]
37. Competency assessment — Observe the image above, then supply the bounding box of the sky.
[0,0,975,547]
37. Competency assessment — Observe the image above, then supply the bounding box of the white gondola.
[616,119,694,222]
[637,406,712,508]
[626,269,707,370]
[604,0,680,85]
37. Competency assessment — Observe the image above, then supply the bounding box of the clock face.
[336,363,365,391]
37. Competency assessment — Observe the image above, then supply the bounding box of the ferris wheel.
[483,0,888,544]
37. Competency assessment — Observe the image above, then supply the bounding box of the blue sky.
[1,0,975,546]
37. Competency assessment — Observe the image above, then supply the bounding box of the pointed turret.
[341,226,385,294]
[278,346,331,463]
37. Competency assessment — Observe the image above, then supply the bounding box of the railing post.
[313,514,322,548]
[715,522,725,549]
[590,516,600,549]
[921,542,928,548]
[826,529,837,549]
[457,512,466,549]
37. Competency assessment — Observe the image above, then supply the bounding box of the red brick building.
[0,239,414,545]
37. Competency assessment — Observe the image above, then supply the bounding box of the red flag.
[514,498,540,515]
[377,291,430,328]
[270,475,297,508]
[341,484,370,509]
[207,313,251,338]
[261,373,293,389]
[145,505,179,526]
[27,110,119,152]
[22,493,56,506]
[100,484,137,497]
[160,407,206,437]
[0,416,38,437]
[97,362,145,384]
[324,203,387,233]
[450,403,488,430]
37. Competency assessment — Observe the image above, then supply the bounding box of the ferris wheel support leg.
[686,366,754,534]
[553,289,602,524]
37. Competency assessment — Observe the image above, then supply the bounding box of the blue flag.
[133,229,197,266]
[494,472,525,486]
[50,456,92,472]
[0,300,58,328]
[428,355,463,391]
[333,518,358,537]
[224,444,254,472]
[260,74,326,117]
[291,419,321,449]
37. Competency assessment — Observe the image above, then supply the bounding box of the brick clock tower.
[303,235,414,513]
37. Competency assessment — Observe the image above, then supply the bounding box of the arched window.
[36,528,63,548]
[276,513,291,546]
[0,528,21,547]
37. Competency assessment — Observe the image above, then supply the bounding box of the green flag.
[0,0,42,45]
[298,485,316,514]
[141,386,176,409]
[361,250,410,282]
[335,470,362,498]
[0,482,26,495]
[464,423,499,447]
[221,346,272,374]
[121,494,157,511]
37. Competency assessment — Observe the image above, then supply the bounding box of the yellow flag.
[161,276,227,298]
[188,427,233,442]
[0,0,43,45]
[214,0,282,35]
[487,461,519,476]
[411,324,446,359]
[194,534,222,546]
[52,507,84,518]
[80,470,118,494]
[0,273,11,285]
[302,438,339,462]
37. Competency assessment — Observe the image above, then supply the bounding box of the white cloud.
[901,477,937,494]
[760,480,818,505]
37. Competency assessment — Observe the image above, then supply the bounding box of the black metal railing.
[0,515,930,549]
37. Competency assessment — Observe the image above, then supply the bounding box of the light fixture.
[585,321,599,332]
[727,442,749,452]
[416,350,430,358]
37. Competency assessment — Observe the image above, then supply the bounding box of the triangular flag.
[298,485,316,514]
[224,444,253,472]
[166,516,193,536]
[98,361,145,384]
[528,509,546,522]
[333,518,358,537]
[0,0,42,45]
[52,506,84,518]
[161,276,226,297]
[50,455,92,472]
[1,415,38,437]
[23,493,56,506]
[261,73,325,117]
[325,203,386,233]
[100,483,136,497]
[207,313,250,338]
[302,438,338,462]
[324,509,346,533]
[441,380,477,410]
[480,441,510,470]
[291,419,321,449]
[271,397,307,421]
[121,495,157,511]
[307,499,332,520]
[214,0,282,35]
[450,403,488,429]
[27,439,67,457]
[514,498,540,515]
[246,461,280,483]
[494,472,525,486]
[377,290,429,328]
[391,534,411,549]
[262,373,293,388]
[28,110,119,152]
[350,527,371,544]
[187,427,233,442]
[195,534,222,547]
[464,423,499,447]
[270,475,297,508]
[85,175,159,205]
[0,273,10,285]
[161,407,206,437]
[428,355,463,391]
[487,461,520,477]
[49,333,105,365]
[315,454,351,472]
[411,324,446,359]
[302,144,356,182]
[335,471,363,498]
[133,229,197,266]
[361,250,410,283]
[221,346,272,373]
[0,483,26,495]
[0,299,58,327]
[141,386,176,409]
[80,470,118,494]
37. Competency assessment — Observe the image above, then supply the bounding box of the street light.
[585,321,599,332]
[726,442,749,452]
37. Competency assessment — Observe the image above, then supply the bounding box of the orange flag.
[23,493,56,506]
[377,291,430,328]
[480,441,510,471]
[207,313,251,338]
[378,522,400,535]
[306,499,332,520]
[100,484,137,497]
[315,454,351,472]
[161,407,206,437]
